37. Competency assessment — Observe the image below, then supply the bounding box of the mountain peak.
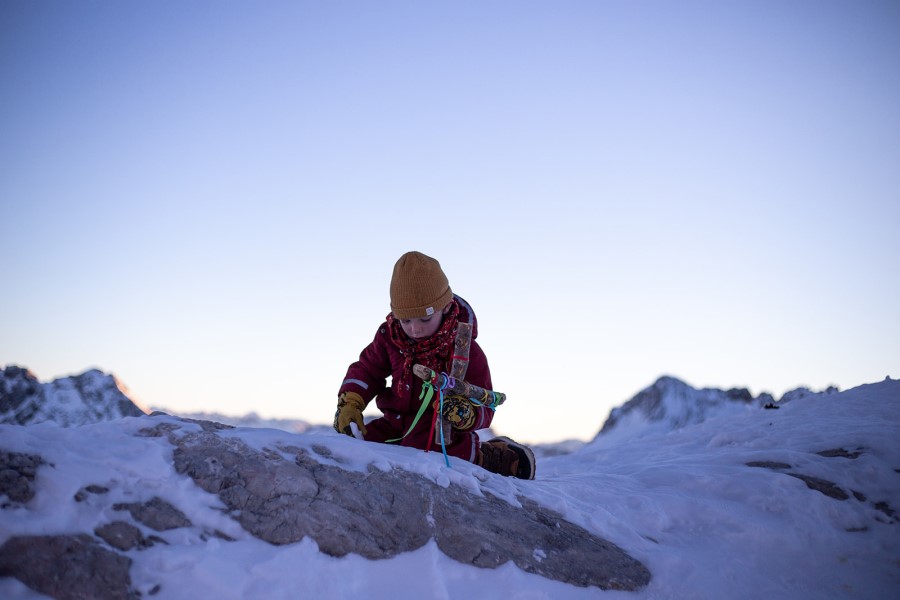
[653,374,688,387]
[597,377,784,441]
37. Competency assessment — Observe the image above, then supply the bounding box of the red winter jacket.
[338,295,494,462]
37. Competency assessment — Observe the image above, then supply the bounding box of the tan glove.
[334,391,367,437]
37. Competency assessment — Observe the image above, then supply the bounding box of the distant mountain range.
[1,365,839,447]
[151,408,320,434]
[595,375,839,445]
[0,366,149,426]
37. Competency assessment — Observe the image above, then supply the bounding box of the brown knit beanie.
[390,251,453,319]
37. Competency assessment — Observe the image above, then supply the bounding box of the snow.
[1,379,898,599]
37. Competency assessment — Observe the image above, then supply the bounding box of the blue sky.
[2,1,898,443]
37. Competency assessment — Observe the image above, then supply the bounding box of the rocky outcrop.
[0,534,135,600]
[163,422,651,590]
[0,416,652,596]
[94,521,152,552]
[112,497,192,531]
[747,448,898,529]
[0,450,45,506]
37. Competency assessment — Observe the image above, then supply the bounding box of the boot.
[477,436,536,480]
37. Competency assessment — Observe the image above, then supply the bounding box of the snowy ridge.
[595,375,839,446]
[0,366,149,427]
[1,378,898,599]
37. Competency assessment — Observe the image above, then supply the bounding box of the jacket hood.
[453,294,479,339]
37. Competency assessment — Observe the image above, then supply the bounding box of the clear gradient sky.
[2,1,898,443]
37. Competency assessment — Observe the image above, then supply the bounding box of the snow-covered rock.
[0,414,650,597]
[0,366,149,427]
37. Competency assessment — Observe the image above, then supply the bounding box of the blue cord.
[438,376,451,467]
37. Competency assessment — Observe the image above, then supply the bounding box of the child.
[334,251,536,480]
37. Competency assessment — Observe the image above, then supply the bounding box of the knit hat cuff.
[390,287,453,320]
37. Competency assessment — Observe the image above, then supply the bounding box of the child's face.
[396,304,450,341]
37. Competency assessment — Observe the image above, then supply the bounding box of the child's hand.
[334,392,368,437]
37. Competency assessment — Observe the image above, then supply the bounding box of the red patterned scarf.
[386,300,461,381]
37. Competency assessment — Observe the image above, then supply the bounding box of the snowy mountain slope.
[1,378,897,599]
[553,377,900,599]
[0,366,148,427]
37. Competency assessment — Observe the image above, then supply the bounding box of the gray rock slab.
[0,450,45,505]
[172,426,651,591]
[95,521,148,551]
[113,496,192,531]
[0,534,135,600]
